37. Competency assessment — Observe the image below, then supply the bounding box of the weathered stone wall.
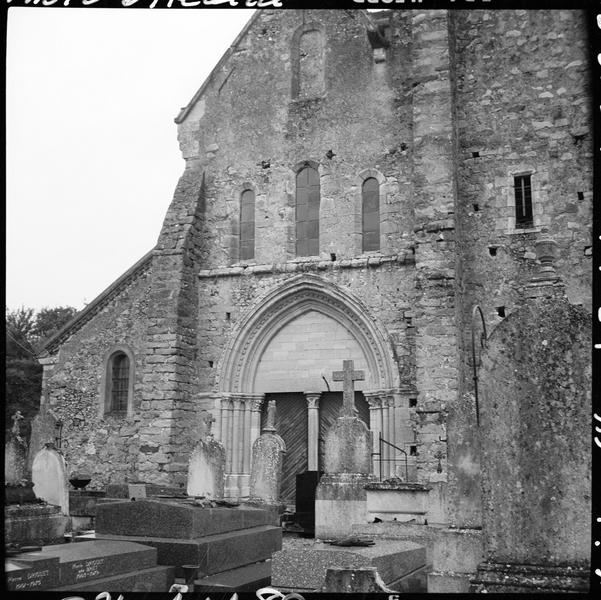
[479,297,591,566]
[449,8,592,526]
[179,10,414,266]
[41,270,152,489]
[37,9,592,505]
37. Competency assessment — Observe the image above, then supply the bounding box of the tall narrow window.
[299,30,325,99]
[362,177,380,252]
[240,189,255,261]
[296,166,320,256]
[514,174,533,229]
[110,353,129,413]
[292,23,326,100]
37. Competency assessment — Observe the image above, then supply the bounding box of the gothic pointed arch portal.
[214,275,402,499]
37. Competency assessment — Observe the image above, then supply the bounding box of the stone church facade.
[37,9,591,521]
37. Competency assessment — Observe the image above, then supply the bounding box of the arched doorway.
[215,275,400,500]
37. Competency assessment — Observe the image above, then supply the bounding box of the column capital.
[304,391,322,409]
[363,389,385,408]
[225,392,265,410]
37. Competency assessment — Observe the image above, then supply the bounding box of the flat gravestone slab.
[6,555,61,591]
[196,560,272,592]
[271,539,426,591]
[7,540,158,590]
[96,499,273,538]
[52,565,175,592]
[96,524,282,575]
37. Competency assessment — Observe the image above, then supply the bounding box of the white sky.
[6,7,254,311]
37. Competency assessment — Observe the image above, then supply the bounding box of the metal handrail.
[371,433,409,481]
[471,305,487,426]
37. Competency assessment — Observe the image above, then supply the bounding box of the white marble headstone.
[31,445,69,514]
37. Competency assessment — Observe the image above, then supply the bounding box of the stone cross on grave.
[332,360,365,417]
[264,400,277,432]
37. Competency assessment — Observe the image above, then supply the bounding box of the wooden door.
[261,393,308,504]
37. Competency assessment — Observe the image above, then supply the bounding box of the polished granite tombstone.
[95,498,282,587]
[5,539,174,592]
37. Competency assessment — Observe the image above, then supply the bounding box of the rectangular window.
[514,174,533,229]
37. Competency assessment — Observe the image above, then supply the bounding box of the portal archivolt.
[217,274,398,394]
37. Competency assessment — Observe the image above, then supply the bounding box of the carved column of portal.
[305,392,322,471]
[385,394,397,479]
[364,391,383,477]
[222,393,265,498]
[220,396,235,473]
[240,393,265,498]
[233,398,245,475]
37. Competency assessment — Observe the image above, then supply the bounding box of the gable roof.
[175,11,261,125]
[174,9,383,125]
[39,249,154,357]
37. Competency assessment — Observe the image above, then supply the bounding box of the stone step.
[95,524,282,576]
[194,560,272,592]
[6,540,161,591]
[51,565,174,592]
[96,499,274,539]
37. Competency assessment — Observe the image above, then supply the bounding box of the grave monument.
[314,360,377,539]
[31,443,69,515]
[187,413,226,500]
[94,497,282,590]
[249,399,286,505]
[470,238,591,593]
[272,359,428,592]
[5,418,70,548]
[5,411,28,485]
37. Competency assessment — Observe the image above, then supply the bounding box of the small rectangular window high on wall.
[240,189,255,260]
[514,174,533,229]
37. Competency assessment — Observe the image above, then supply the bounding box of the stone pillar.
[305,391,321,471]
[248,394,265,468]
[38,356,58,409]
[220,393,264,499]
[233,398,245,475]
[365,391,383,477]
[411,7,458,486]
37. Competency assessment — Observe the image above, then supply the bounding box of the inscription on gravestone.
[8,567,51,591]
[71,558,105,582]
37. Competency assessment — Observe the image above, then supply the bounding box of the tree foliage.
[5,306,77,440]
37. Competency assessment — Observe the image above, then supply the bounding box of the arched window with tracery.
[296,165,320,257]
[362,177,380,252]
